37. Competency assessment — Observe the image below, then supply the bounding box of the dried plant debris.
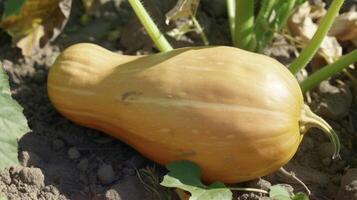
[0,0,72,56]
[288,2,343,66]
[165,0,200,24]
[329,11,357,42]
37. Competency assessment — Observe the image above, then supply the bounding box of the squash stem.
[300,104,340,159]
[128,0,173,52]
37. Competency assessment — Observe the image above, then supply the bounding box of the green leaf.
[3,0,26,17]
[293,192,309,200]
[269,185,292,200]
[160,160,232,200]
[0,63,30,169]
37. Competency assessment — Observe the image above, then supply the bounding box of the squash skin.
[47,43,304,183]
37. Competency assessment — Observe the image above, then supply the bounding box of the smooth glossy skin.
[48,43,304,183]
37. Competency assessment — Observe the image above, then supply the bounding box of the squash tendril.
[300,104,340,160]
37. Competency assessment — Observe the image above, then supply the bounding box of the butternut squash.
[47,43,339,183]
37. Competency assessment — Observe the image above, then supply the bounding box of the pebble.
[68,147,81,160]
[105,189,120,200]
[314,81,352,120]
[97,164,115,185]
[52,139,65,151]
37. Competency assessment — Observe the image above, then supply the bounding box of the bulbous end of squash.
[299,104,340,159]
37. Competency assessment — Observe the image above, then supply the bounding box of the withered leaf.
[166,0,200,24]
[0,0,72,56]
[329,11,357,41]
[288,2,342,65]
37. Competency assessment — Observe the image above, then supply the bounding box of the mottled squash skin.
[47,43,304,183]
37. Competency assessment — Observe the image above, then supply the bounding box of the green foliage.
[160,160,232,200]
[0,63,30,169]
[269,185,309,200]
[3,0,26,18]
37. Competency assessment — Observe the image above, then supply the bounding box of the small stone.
[77,159,89,171]
[52,139,65,151]
[110,176,149,199]
[97,164,115,184]
[314,81,352,120]
[68,147,81,160]
[105,189,120,200]
[19,167,45,187]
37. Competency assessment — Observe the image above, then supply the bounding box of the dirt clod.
[314,81,352,120]
[105,189,121,200]
[98,164,116,185]
[19,167,45,187]
[68,147,81,160]
[52,139,65,151]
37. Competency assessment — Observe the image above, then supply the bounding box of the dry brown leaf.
[288,2,342,66]
[165,0,200,23]
[0,0,72,56]
[329,11,357,41]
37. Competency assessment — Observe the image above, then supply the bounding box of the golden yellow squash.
[47,43,339,183]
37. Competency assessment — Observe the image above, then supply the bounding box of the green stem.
[192,16,209,46]
[260,0,296,51]
[300,50,357,92]
[255,0,277,52]
[227,0,236,45]
[274,0,296,31]
[235,0,256,51]
[128,0,173,52]
[289,0,344,74]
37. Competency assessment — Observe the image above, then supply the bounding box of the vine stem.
[128,0,173,52]
[279,167,311,195]
[192,16,209,46]
[289,0,344,74]
[226,0,236,45]
[300,50,357,92]
[235,0,256,51]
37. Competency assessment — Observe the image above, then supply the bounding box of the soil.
[0,1,356,200]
